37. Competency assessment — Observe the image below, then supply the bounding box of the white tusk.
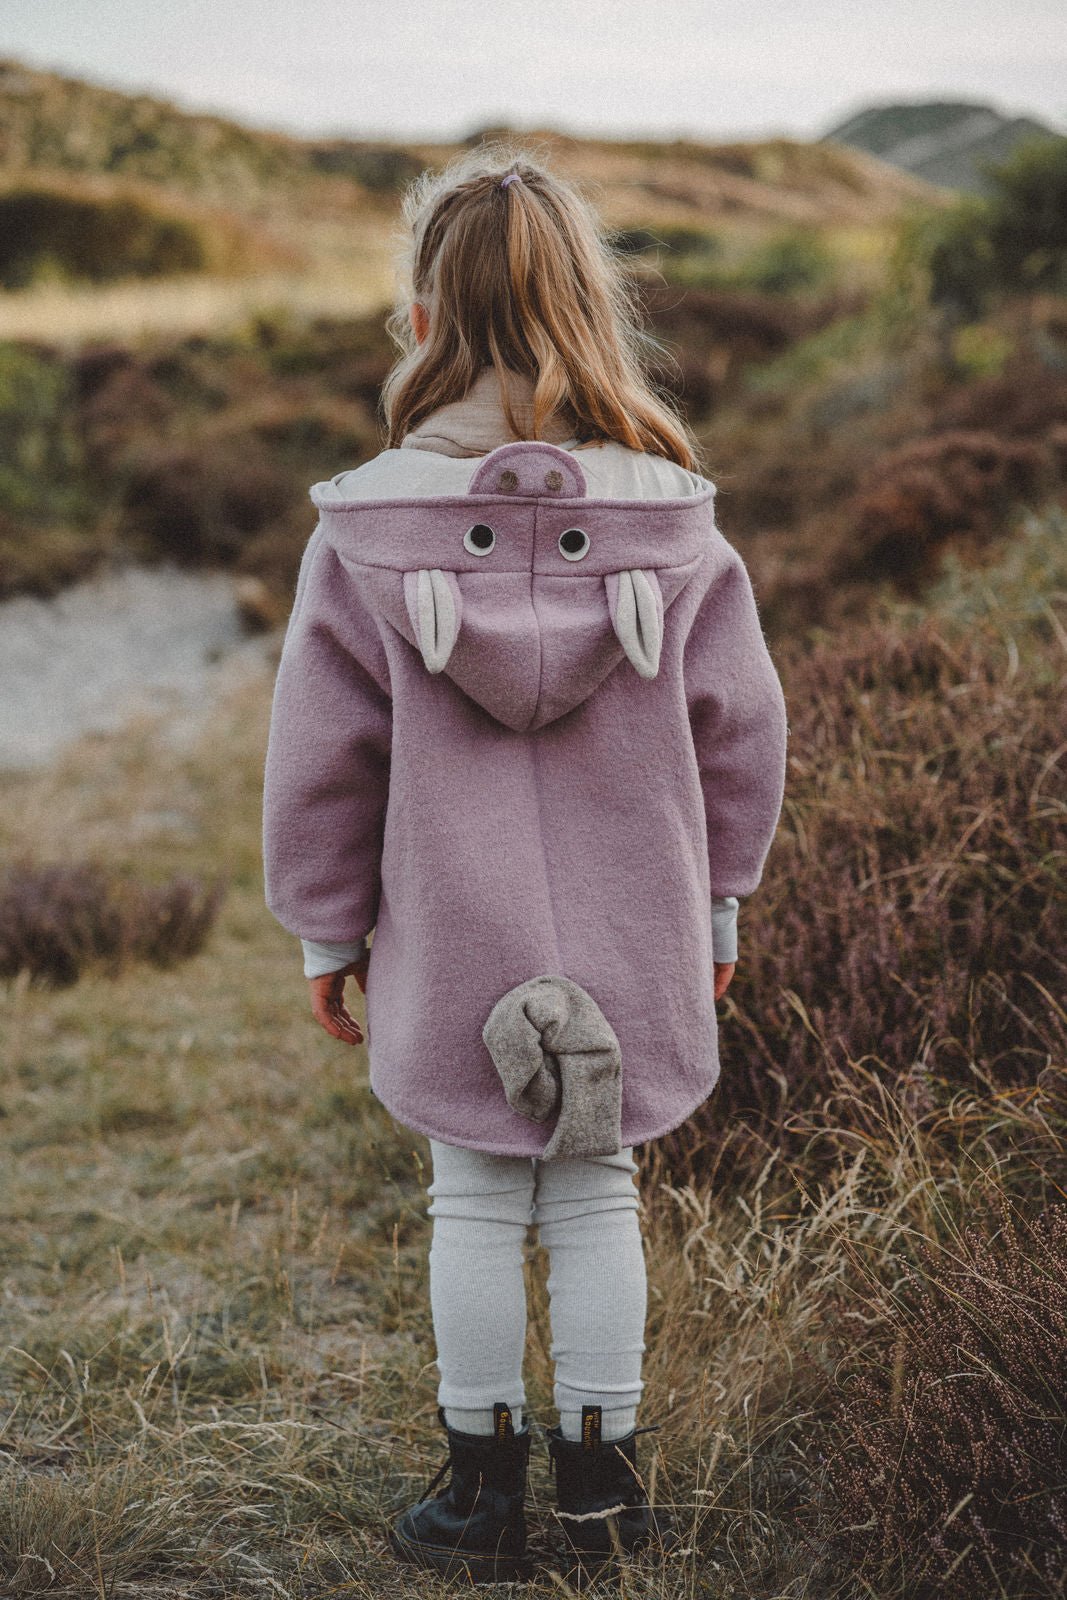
[611,569,662,678]
[408,568,461,672]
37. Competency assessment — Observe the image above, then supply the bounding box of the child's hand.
[308,952,370,1045]
[713,961,736,1001]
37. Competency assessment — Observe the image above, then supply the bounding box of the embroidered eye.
[463,523,496,555]
[558,527,590,561]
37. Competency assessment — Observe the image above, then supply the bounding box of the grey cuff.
[710,895,739,964]
[302,935,369,979]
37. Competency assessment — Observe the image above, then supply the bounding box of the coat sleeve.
[685,536,788,899]
[301,934,370,978]
[262,522,392,946]
[710,895,739,963]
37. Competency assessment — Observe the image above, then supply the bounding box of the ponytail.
[380,140,701,471]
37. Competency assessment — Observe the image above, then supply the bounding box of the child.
[261,143,788,1584]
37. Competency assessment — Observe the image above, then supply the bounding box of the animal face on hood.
[309,440,716,733]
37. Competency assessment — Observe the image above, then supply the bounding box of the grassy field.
[1,502,1064,1596]
[0,262,397,346]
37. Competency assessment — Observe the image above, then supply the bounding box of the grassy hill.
[0,55,945,339]
[0,56,421,207]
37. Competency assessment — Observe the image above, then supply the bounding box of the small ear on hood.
[403,568,463,673]
[605,569,664,679]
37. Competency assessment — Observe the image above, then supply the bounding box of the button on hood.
[309,440,716,733]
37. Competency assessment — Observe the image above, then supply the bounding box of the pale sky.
[3,0,1065,143]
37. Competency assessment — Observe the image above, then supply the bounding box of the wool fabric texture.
[482,974,623,1158]
[262,434,788,1155]
[284,381,743,986]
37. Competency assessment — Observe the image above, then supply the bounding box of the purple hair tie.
[500,172,522,189]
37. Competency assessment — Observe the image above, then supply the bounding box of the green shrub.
[925,197,1001,319]
[980,132,1067,292]
[609,223,722,261]
[0,184,208,289]
[121,442,295,565]
[741,228,834,294]
[0,343,87,522]
[897,133,1067,319]
[646,223,835,295]
[306,142,423,193]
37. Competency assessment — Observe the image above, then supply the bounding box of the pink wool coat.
[262,437,788,1156]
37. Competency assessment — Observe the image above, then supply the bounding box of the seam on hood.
[311,485,716,515]
[325,436,712,505]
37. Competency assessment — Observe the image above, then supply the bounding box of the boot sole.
[389,1524,531,1583]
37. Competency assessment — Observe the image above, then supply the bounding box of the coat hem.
[368,1070,721,1157]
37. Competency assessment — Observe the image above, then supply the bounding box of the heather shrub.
[933,364,1067,440]
[609,222,724,262]
[641,281,806,362]
[634,280,862,426]
[741,228,834,294]
[76,348,176,468]
[645,345,720,420]
[0,314,391,602]
[821,1200,1067,1597]
[662,508,1067,1186]
[705,298,1067,626]
[0,860,227,987]
[842,429,1050,590]
[120,442,297,564]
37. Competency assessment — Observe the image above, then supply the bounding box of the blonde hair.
[380,140,701,471]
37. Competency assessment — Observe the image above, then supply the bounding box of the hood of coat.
[310,439,717,734]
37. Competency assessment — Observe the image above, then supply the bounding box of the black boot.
[547,1405,678,1578]
[389,1402,531,1583]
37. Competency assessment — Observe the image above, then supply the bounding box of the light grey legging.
[427,1138,648,1442]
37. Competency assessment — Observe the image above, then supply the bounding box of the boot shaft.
[438,1402,530,1511]
[546,1405,677,1570]
[547,1405,645,1515]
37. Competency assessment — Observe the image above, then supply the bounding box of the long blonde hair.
[380,140,701,470]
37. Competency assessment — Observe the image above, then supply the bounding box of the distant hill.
[823,99,1062,194]
[0,55,943,248]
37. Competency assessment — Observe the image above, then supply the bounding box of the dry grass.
[0,263,396,348]
[0,516,1064,1596]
